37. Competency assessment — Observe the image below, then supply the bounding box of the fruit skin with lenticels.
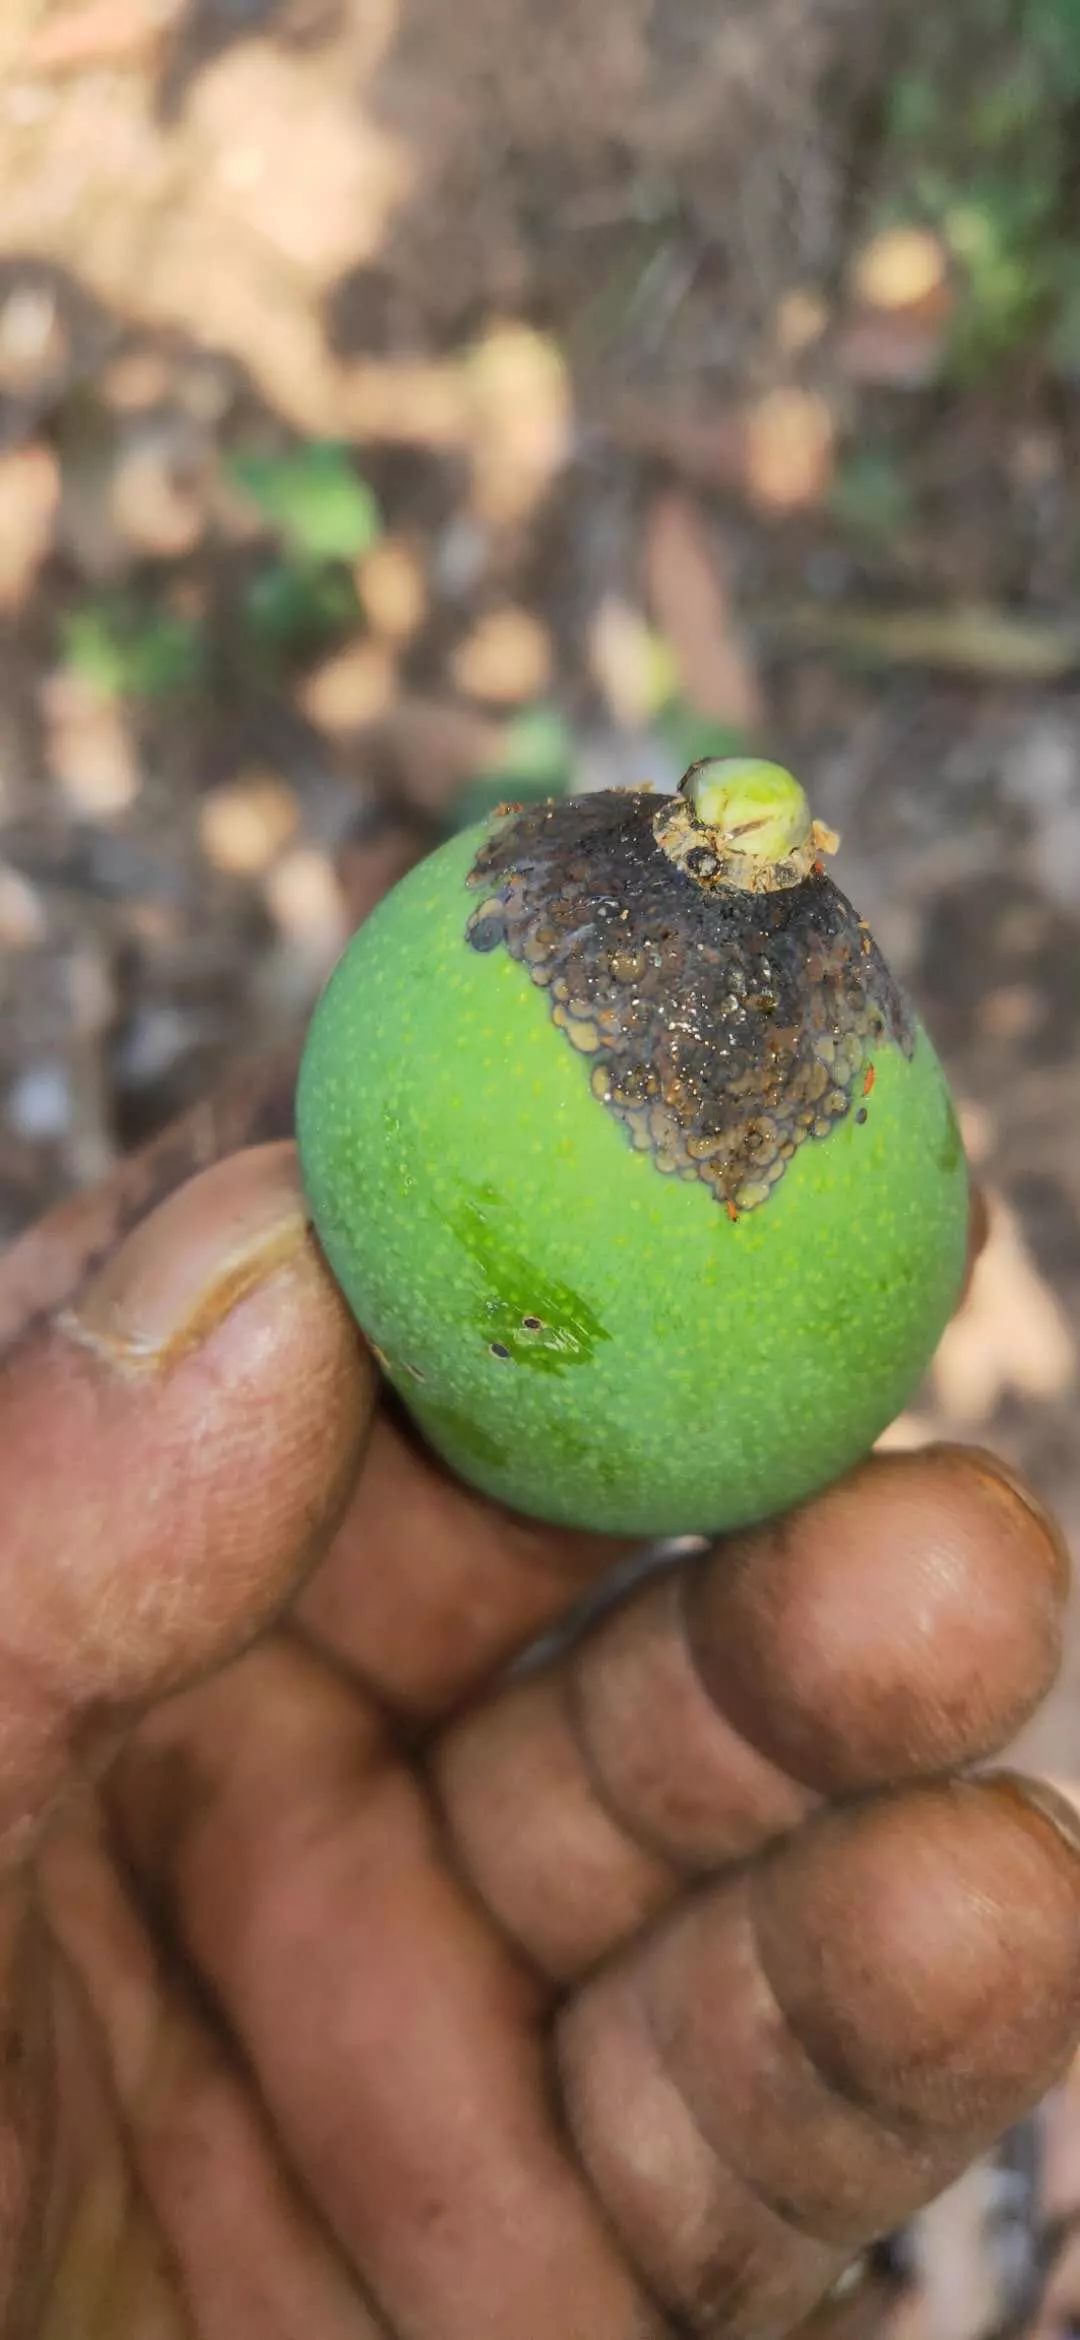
[296,760,968,1538]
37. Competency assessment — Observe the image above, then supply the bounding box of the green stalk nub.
[681,758,813,867]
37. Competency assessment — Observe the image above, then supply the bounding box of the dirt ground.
[1,0,1080,2331]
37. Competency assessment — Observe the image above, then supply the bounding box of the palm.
[3,1144,1079,2340]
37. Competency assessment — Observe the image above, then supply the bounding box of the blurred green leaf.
[887,71,941,146]
[654,703,752,775]
[61,600,204,699]
[448,703,575,832]
[496,704,574,787]
[243,559,360,656]
[1026,0,1080,92]
[880,0,1080,381]
[230,442,381,563]
[830,451,913,545]
[450,767,571,831]
[1049,263,1080,373]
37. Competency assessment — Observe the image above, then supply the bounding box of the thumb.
[0,1142,374,1860]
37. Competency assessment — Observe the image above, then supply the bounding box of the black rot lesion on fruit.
[465,791,915,1214]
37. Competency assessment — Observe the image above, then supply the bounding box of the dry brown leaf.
[464,322,572,530]
[0,285,68,399]
[262,845,347,967]
[451,607,552,705]
[355,537,427,644]
[767,601,1080,680]
[337,826,424,931]
[612,396,744,490]
[851,226,947,312]
[931,1189,1077,1425]
[773,288,829,354]
[589,596,677,729]
[40,668,140,817]
[25,0,181,72]
[957,1099,995,1166]
[298,642,397,734]
[642,490,763,729]
[0,865,47,953]
[198,775,300,877]
[338,362,469,449]
[186,42,408,282]
[836,310,949,390]
[0,443,60,612]
[108,417,210,559]
[837,228,954,387]
[977,981,1043,1042]
[372,697,501,817]
[99,347,175,413]
[741,387,835,516]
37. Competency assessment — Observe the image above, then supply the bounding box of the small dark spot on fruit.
[521,1314,543,1331]
[856,1107,868,1125]
[489,1340,512,1360]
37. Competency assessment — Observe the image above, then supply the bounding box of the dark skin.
[0,1131,1077,2339]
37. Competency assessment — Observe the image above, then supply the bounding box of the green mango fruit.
[297,761,968,1537]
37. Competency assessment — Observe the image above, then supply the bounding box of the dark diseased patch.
[466,791,914,1213]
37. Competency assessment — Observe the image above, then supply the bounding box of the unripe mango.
[297,762,968,1537]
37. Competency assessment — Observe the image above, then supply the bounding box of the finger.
[0,1050,297,1353]
[294,1184,989,1731]
[557,1775,1080,2337]
[5,1115,987,1736]
[0,1143,373,1854]
[0,1882,56,2327]
[432,1446,1068,1976]
[40,1801,385,2338]
[296,1410,634,1725]
[111,1636,666,2340]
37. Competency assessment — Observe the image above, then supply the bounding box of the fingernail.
[984,1769,1080,1861]
[59,1143,310,1375]
[932,1444,1071,1589]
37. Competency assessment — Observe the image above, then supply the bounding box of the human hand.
[1,1140,1078,2339]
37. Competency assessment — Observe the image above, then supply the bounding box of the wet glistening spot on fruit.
[444,1186,610,1373]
